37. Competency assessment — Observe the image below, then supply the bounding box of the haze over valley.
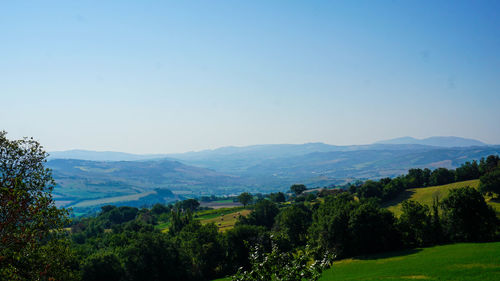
[47,136,499,212]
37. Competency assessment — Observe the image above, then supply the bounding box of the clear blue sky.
[1,0,499,153]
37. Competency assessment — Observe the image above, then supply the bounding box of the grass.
[384,179,500,216]
[320,242,500,281]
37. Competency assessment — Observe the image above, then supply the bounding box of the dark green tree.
[225,224,269,271]
[237,192,253,207]
[397,200,433,247]
[177,198,200,212]
[441,187,498,242]
[455,161,480,181]
[290,184,307,196]
[479,168,500,196]
[238,200,279,229]
[82,251,126,281]
[274,204,312,248]
[429,168,455,186]
[308,193,354,257]
[0,131,78,280]
[269,192,286,203]
[123,232,187,281]
[357,180,383,199]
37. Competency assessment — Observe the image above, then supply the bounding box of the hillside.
[384,179,500,216]
[319,242,500,281]
[47,158,242,211]
[48,146,500,211]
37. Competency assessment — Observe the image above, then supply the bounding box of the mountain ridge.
[375,136,487,147]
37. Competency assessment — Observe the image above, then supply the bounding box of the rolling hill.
[47,142,500,212]
[384,179,500,216]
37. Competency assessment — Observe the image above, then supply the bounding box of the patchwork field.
[158,207,251,233]
[199,209,251,232]
[384,179,500,216]
[320,242,500,281]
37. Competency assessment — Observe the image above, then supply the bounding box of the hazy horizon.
[2,1,500,154]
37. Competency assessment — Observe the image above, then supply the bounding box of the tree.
[290,184,307,196]
[440,187,497,242]
[308,193,354,258]
[237,192,253,207]
[479,168,500,196]
[429,168,455,186]
[269,192,286,203]
[82,251,126,281]
[274,204,312,248]
[231,244,332,281]
[238,200,279,229]
[0,131,78,280]
[479,155,500,175]
[397,200,433,247]
[455,161,480,181]
[123,232,188,281]
[347,202,399,255]
[176,198,200,212]
[357,180,382,199]
[225,224,270,272]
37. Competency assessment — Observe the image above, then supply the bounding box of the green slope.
[384,179,500,216]
[320,242,500,281]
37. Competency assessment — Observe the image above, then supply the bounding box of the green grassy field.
[384,179,500,216]
[320,242,500,281]
[214,243,500,281]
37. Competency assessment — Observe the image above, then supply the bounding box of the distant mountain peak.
[375,136,487,147]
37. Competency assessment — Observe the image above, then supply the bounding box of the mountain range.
[47,136,499,212]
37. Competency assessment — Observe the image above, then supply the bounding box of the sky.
[1,0,499,154]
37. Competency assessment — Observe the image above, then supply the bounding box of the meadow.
[320,242,500,281]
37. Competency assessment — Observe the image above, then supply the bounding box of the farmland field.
[158,207,251,233]
[199,209,251,232]
[320,242,500,281]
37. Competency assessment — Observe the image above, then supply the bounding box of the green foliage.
[232,245,333,281]
[309,193,399,258]
[348,201,399,255]
[269,192,286,203]
[122,232,187,281]
[238,200,279,229]
[479,168,500,195]
[274,204,312,248]
[290,184,307,196]
[397,200,434,247]
[429,168,455,186]
[0,131,78,280]
[357,180,383,199]
[237,192,253,207]
[440,186,498,242]
[176,198,200,212]
[455,161,480,181]
[82,251,125,281]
